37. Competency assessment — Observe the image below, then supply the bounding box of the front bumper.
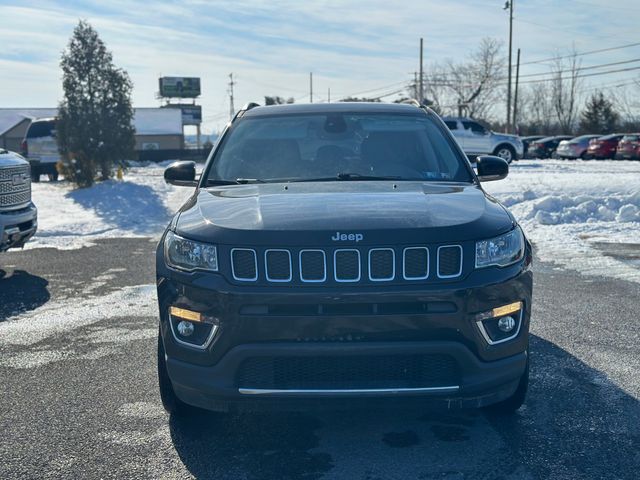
[157,256,532,412]
[167,342,527,412]
[0,204,37,252]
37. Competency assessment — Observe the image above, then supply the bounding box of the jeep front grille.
[229,244,463,284]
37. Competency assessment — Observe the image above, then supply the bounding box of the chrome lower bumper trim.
[238,385,460,396]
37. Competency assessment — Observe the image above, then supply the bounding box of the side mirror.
[476,155,508,182]
[164,161,197,186]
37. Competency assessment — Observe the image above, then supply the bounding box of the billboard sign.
[180,105,202,125]
[161,104,202,126]
[159,77,201,98]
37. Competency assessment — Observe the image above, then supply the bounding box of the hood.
[175,182,515,246]
[492,132,521,143]
[0,150,29,167]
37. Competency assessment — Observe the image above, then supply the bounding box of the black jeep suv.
[156,102,532,415]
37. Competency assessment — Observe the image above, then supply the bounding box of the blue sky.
[0,0,639,132]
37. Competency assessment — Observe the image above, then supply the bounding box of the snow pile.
[528,192,640,225]
[485,160,640,283]
[28,164,194,249]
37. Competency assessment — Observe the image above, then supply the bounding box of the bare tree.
[423,62,450,113]
[550,49,582,133]
[520,81,555,134]
[611,85,640,127]
[442,38,505,119]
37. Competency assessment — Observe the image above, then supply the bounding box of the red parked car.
[616,134,640,160]
[586,134,625,159]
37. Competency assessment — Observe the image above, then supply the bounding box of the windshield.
[206,112,472,184]
[569,135,598,143]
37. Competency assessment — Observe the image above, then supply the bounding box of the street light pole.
[505,0,514,133]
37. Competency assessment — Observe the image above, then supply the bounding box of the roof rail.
[240,102,260,112]
[400,98,422,107]
[233,102,261,121]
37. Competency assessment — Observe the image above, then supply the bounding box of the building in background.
[0,107,184,160]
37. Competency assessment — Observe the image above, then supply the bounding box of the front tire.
[493,145,515,164]
[157,332,196,416]
[487,353,529,413]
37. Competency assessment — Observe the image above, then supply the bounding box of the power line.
[515,41,640,67]
[338,79,410,99]
[515,65,640,85]
[514,58,640,79]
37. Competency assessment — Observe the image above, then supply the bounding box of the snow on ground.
[27,159,640,283]
[484,160,640,283]
[28,162,194,249]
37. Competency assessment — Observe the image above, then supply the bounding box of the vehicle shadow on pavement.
[0,269,50,321]
[167,334,640,479]
[66,181,173,235]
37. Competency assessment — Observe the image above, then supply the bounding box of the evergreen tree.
[580,91,619,134]
[264,96,295,105]
[339,97,381,102]
[57,21,135,187]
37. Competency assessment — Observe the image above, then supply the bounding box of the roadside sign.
[159,77,201,98]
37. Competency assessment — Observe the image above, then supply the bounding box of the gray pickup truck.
[442,117,523,163]
[0,149,37,252]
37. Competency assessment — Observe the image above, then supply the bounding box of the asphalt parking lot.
[1,238,639,479]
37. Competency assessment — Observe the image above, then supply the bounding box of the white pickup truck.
[0,149,37,252]
[442,117,524,163]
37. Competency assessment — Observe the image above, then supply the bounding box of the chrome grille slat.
[231,248,258,281]
[334,249,361,282]
[0,166,29,182]
[265,249,292,282]
[403,247,429,280]
[0,190,31,208]
[437,245,463,278]
[299,249,326,282]
[368,248,395,281]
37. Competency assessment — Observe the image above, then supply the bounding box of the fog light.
[169,306,202,322]
[497,315,516,333]
[177,320,194,337]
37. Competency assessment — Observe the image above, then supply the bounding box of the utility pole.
[505,0,514,133]
[228,73,235,121]
[328,87,331,103]
[310,72,313,103]
[419,38,424,104]
[413,71,418,100]
[513,48,521,134]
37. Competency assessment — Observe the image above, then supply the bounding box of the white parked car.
[442,117,523,163]
[21,118,60,182]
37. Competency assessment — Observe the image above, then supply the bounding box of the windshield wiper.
[235,178,265,184]
[291,173,403,182]
[206,179,240,186]
[336,173,403,181]
[206,178,265,186]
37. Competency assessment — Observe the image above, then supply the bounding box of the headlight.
[475,228,524,268]
[164,231,218,272]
